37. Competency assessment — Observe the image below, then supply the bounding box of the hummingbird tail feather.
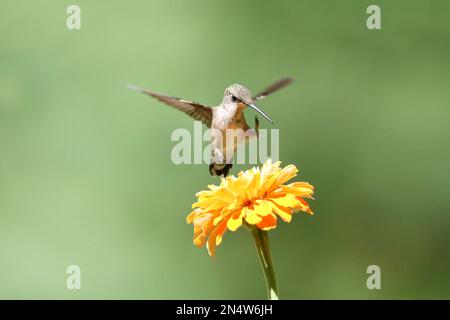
[209,163,233,177]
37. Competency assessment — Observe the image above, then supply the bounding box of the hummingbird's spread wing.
[127,84,213,127]
[252,77,294,101]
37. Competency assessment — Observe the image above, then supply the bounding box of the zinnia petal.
[254,200,273,216]
[256,213,278,230]
[270,193,301,208]
[269,201,293,223]
[226,210,245,231]
[243,207,263,225]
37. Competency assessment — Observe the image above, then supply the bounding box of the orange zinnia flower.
[186,159,315,256]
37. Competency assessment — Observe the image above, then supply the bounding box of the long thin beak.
[247,103,274,124]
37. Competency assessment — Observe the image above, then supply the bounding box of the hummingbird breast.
[212,103,248,130]
[210,105,249,167]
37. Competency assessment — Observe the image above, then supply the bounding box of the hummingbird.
[127,77,293,177]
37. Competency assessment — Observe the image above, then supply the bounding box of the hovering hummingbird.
[127,77,293,177]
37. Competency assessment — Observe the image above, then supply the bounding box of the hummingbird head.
[223,84,273,124]
[224,84,253,106]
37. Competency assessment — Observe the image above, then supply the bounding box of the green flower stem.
[250,227,279,300]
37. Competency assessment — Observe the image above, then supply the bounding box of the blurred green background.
[1,0,450,299]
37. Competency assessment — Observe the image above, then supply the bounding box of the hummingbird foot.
[209,163,233,177]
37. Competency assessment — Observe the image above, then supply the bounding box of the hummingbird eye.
[231,95,237,102]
